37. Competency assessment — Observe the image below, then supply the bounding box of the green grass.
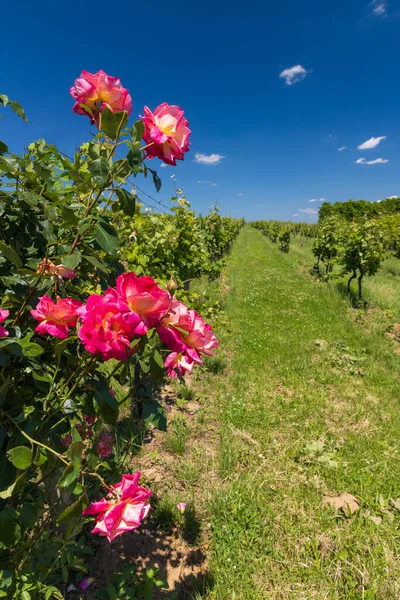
[164,414,189,455]
[290,235,400,317]
[198,227,400,599]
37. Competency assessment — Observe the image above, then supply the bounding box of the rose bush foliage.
[0,73,241,598]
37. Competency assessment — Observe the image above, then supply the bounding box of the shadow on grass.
[335,280,369,309]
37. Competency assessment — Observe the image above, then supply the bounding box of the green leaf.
[62,566,68,583]
[33,447,48,466]
[0,241,22,268]
[127,146,143,176]
[95,221,118,257]
[9,100,28,122]
[19,340,44,359]
[0,141,8,155]
[57,492,88,525]
[146,566,157,579]
[113,157,131,178]
[7,446,32,469]
[132,119,145,142]
[19,504,38,529]
[94,389,119,425]
[101,108,128,140]
[54,337,74,356]
[83,255,108,274]
[149,352,165,382]
[106,583,117,599]
[116,188,136,217]
[68,441,84,461]
[60,252,81,269]
[72,426,82,443]
[62,206,79,225]
[0,473,26,499]
[39,220,57,243]
[90,157,110,188]
[149,169,162,193]
[0,508,21,548]
[57,457,81,488]
[142,400,167,432]
[20,191,40,207]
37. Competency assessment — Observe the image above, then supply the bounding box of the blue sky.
[2,0,400,221]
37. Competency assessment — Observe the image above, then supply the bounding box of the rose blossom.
[31,295,83,339]
[51,264,75,279]
[115,272,171,332]
[158,300,218,372]
[0,309,9,338]
[165,351,199,379]
[37,260,75,279]
[141,103,191,166]
[70,70,132,126]
[177,502,187,514]
[77,292,141,361]
[82,472,151,542]
[60,433,72,448]
[96,432,113,459]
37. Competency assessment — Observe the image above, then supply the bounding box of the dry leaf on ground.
[323,492,359,514]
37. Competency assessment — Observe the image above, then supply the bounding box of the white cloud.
[197,180,218,187]
[356,157,389,164]
[358,136,386,150]
[237,193,243,197]
[308,197,326,203]
[299,208,318,215]
[279,65,309,86]
[370,0,387,15]
[292,213,298,217]
[194,152,225,165]
[160,163,168,168]
[308,199,317,203]
[338,146,347,151]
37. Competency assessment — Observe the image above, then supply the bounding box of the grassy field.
[290,235,400,317]
[187,226,400,599]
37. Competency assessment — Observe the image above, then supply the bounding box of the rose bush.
[0,72,223,598]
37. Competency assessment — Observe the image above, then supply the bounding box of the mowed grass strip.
[203,226,400,600]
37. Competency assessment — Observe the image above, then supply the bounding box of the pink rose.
[82,472,151,542]
[78,578,93,591]
[78,292,141,361]
[31,295,83,339]
[0,309,9,338]
[158,300,218,374]
[50,264,76,279]
[60,433,72,447]
[115,272,171,332]
[177,502,187,514]
[36,260,75,280]
[141,103,191,166]
[83,415,96,426]
[70,70,132,126]
[96,432,113,459]
[165,351,198,379]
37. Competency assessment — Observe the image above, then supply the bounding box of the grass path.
[201,226,400,599]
